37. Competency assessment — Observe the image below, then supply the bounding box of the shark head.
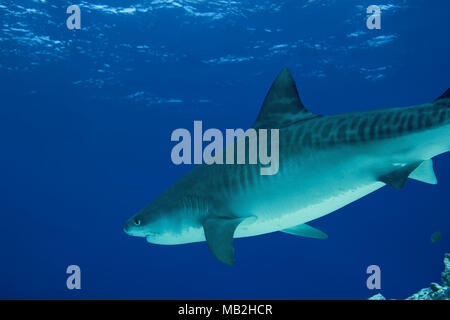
[123,210,160,238]
[123,193,175,241]
[123,187,206,244]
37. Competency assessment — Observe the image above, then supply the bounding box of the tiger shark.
[124,68,450,265]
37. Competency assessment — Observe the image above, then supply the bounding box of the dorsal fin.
[434,88,450,101]
[253,68,319,129]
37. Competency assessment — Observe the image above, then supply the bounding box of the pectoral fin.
[281,223,328,239]
[409,159,437,185]
[202,216,248,266]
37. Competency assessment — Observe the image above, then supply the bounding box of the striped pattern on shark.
[124,68,450,265]
[285,99,450,148]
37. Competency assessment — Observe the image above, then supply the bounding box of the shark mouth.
[145,232,160,237]
[145,232,161,241]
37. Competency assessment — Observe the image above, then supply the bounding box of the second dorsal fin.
[434,88,450,101]
[253,68,319,129]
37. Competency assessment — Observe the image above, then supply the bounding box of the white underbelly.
[149,181,384,245]
[234,181,385,238]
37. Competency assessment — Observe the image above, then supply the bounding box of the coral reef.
[369,253,450,300]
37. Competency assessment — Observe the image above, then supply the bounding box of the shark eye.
[134,218,141,226]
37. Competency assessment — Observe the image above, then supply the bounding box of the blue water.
[1,0,449,299]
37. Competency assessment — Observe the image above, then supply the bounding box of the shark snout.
[123,221,132,235]
[123,217,145,237]
[123,220,134,235]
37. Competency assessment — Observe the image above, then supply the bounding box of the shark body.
[124,69,450,265]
